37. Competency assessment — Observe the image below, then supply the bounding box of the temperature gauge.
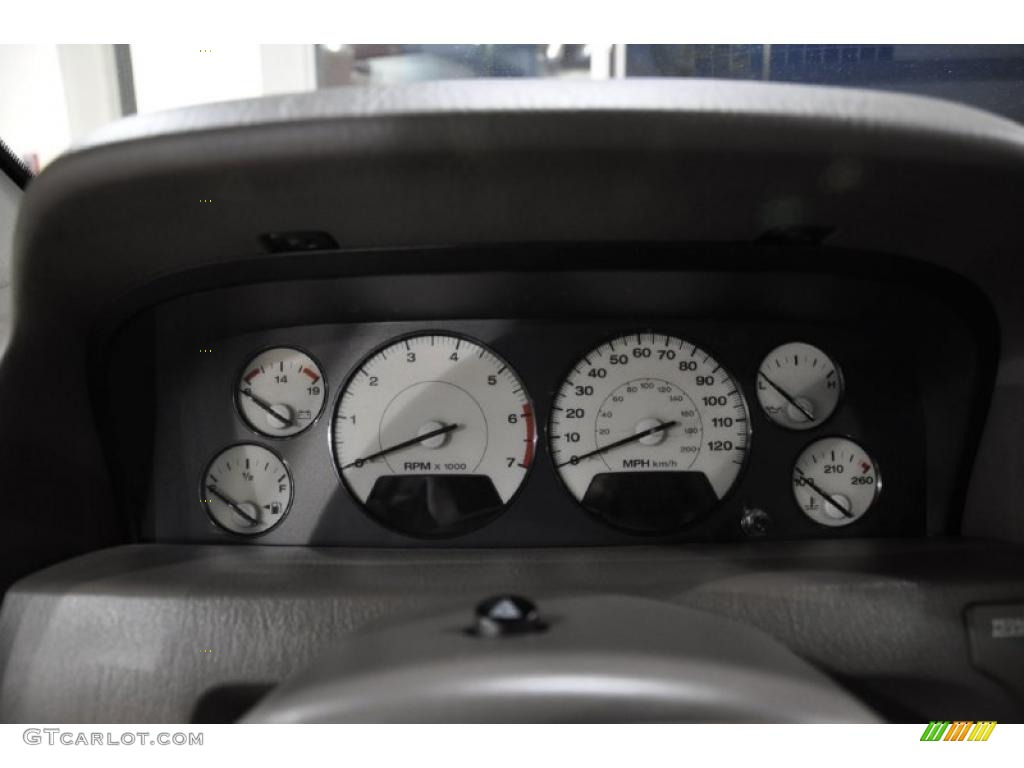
[757,342,843,430]
[201,443,293,536]
[792,436,880,527]
[236,347,326,437]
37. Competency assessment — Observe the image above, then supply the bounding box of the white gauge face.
[333,334,535,537]
[550,333,749,533]
[757,342,843,430]
[793,437,880,527]
[236,347,326,437]
[202,443,293,535]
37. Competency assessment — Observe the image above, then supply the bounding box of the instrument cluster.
[193,325,895,542]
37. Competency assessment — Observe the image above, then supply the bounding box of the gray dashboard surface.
[2,539,1023,722]
[77,78,1024,151]
[2,79,1024,724]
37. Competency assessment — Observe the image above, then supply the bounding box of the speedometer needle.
[757,371,814,422]
[206,485,260,525]
[343,423,461,469]
[239,388,294,427]
[793,468,853,518]
[558,420,678,468]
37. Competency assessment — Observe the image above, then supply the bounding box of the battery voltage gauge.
[236,347,326,437]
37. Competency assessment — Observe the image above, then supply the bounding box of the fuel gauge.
[202,443,293,535]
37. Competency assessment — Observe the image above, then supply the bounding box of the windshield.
[2,43,1023,171]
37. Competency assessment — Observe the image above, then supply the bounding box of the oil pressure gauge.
[236,347,325,437]
[202,443,293,536]
[792,436,880,527]
[757,342,843,430]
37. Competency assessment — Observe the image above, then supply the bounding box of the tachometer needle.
[558,420,678,468]
[343,423,461,469]
[793,468,853,518]
[206,485,260,525]
[758,371,814,422]
[239,388,294,427]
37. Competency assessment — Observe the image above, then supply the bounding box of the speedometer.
[550,333,750,533]
[332,333,535,538]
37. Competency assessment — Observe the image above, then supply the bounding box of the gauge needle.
[206,485,260,525]
[794,468,853,518]
[757,371,814,422]
[343,423,461,469]
[239,388,294,427]
[558,420,679,468]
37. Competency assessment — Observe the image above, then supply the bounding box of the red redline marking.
[301,367,320,383]
[244,369,260,383]
[521,405,535,466]
[861,462,871,474]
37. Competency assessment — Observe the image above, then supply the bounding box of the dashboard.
[108,251,990,547]
[3,80,1024,723]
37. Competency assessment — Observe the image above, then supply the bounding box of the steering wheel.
[243,594,879,723]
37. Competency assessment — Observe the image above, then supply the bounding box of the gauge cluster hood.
[13,79,1024,334]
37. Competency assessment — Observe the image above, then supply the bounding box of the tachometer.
[550,333,749,533]
[332,334,535,537]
